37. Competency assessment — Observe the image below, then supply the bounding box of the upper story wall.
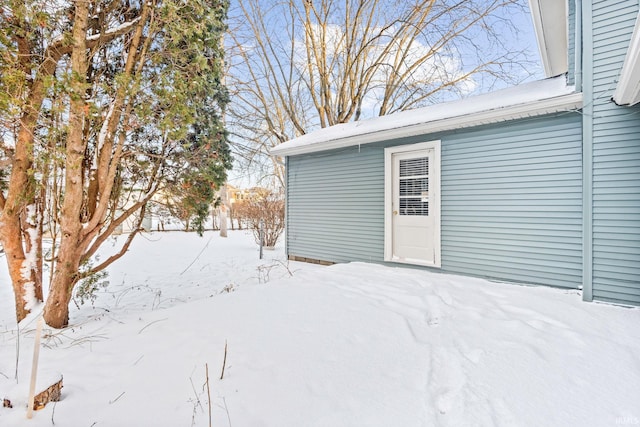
[568,0,577,85]
[586,0,640,305]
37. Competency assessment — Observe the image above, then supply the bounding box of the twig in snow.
[220,340,228,380]
[205,364,212,427]
[189,376,204,426]
[256,259,294,284]
[63,334,109,349]
[137,318,168,334]
[152,289,162,310]
[51,400,57,424]
[273,259,294,277]
[180,236,213,275]
[112,283,162,308]
[15,321,19,382]
[109,392,125,404]
[222,396,232,427]
[34,325,108,350]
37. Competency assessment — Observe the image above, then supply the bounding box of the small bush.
[74,259,109,306]
[234,193,285,247]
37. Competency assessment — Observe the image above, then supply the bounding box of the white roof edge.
[613,10,640,106]
[527,0,569,78]
[271,77,582,157]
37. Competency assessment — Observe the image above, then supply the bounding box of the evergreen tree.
[0,0,231,327]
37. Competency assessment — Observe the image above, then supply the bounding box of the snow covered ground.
[1,230,639,426]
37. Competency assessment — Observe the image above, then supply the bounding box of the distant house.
[271,0,640,306]
[226,185,271,204]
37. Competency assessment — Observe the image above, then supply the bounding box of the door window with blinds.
[398,157,429,216]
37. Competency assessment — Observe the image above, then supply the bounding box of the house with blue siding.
[270,0,640,306]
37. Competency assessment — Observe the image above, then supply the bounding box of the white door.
[385,141,441,267]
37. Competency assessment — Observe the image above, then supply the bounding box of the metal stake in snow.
[26,315,44,419]
[259,219,264,260]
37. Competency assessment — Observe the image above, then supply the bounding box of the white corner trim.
[383,147,394,263]
[528,0,569,78]
[271,92,582,157]
[613,11,640,106]
[434,140,441,269]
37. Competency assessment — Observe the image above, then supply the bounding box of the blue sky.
[226,0,546,187]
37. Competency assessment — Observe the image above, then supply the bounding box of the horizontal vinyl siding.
[286,147,384,263]
[286,112,584,290]
[590,0,640,305]
[593,0,640,304]
[568,0,576,85]
[440,114,583,289]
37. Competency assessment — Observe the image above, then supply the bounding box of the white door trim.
[384,140,441,267]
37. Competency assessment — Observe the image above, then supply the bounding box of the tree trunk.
[219,185,228,238]
[43,248,81,328]
[0,133,41,322]
[87,169,98,219]
[34,194,45,303]
[211,210,217,230]
[219,205,228,237]
[1,205,43,322]
[1,80,42,323]
[0,6,69,322]
[43,1,90,328]
[2,216,31,322]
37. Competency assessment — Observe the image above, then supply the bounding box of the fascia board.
[613,11,640,106]
[528,0,569,77]
[271,93,583,157]
[528,0,553,76]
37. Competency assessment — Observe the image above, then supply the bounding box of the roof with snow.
[270,76,582,157]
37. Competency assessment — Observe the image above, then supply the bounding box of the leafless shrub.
[234,193,285,248]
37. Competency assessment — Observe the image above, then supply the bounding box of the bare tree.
[226,0,533,183]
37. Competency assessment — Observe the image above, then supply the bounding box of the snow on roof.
[270,75,582,157]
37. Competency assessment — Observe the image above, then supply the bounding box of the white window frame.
[384,140,442,268]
